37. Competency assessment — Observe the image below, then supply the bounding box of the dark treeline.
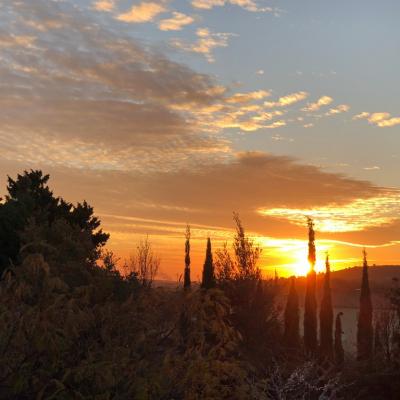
[1,170,400,399]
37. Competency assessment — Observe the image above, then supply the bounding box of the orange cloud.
[158,12,194,31]
[264,91,309,108]
[93,0,115,12]
[353,112,400,127]
[117,2,166,23]
[172,28,236,62]
[302,96,333,112]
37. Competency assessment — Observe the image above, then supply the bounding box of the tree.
[0,170,109,274]
[334,312,344,366]
[320,254,334,360]
[357,249,373,361]
[129,237,160,289]
[215,242,235,283]
[232,212,261,280]
[201,238,215,289]
[284,276,300,350]
[183,225,191,289]
[304,217,318,355]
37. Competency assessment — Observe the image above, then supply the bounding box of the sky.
[0,0,399,279]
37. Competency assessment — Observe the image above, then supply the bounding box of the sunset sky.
[1,0,399,279]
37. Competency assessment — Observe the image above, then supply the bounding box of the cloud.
[191,0,276,13]
[259,192,400,233]
[158,12,194,31]
[0,0,235,173]
[93,0,115,12]
[325,104,350,116]
[226,90,270,103]
[171,27,235,62]
[302,96,333,112]
[352,112,400,128]
[264,91,309,108]
[117,2,166,23]
[0,34,36,48]
[363,166,380,171]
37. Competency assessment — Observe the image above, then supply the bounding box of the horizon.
[1,0,399,279]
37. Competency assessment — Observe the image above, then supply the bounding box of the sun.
[295,263,310,277]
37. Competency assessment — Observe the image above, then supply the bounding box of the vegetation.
[304,217,318,355]
[320,254,334,360]
[1,171,400,399]
[201,238,215,289]
[283,277,300,350]
[184,224,191,290]
[357,249,373,361]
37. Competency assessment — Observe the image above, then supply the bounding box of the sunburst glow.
[258,193,400,232]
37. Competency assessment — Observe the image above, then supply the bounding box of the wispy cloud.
[117,2,166,23]
[325,104,350,116]
[302,96,333,112]
[353,112,400,128]
[158,12,194,31]
[93,0,115,12]
[226,90,270,103]
[191,0,278,13]
[171,27,236,62]
[259,192,400,233]
[264,91,308,108]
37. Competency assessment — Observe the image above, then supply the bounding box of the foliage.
[184,224,191,289]
[127,236,160,289]
[284,277,300,351]
[265,362,343,400]
[334,312,344,367]
[0,170,109,276]
[201,238,215,289]
[304,218,317,356]
[320,254,334,360]
[357,250,373,361]
[215,214,281,366]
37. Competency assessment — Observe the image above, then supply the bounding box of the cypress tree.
[284,276,300,349]
[357,249,373,361]
[304,217,317,355]
[334,312,344,366]
[319,254,334,359]
[183,224,191,289]
[201,238,215,289]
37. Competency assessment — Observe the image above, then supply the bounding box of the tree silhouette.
[0,170,108,274]
[201,238,215,289]
[304,217,317,355]
[334,312,344,366]
[357,249,373,361]
[184,224,191,289]
[284,276,300,350]
[320,254,334,360]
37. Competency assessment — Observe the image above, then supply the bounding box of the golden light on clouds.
[353,112,400,127]
[93,0,114,12]
[158,12,194,31]
[302,96,333,112]
[258,192,400,233]
[264,91,309,108]
[117,2,166,23]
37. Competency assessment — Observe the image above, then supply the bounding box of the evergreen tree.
[357,249,373,361]
[304,217,317,355]
[183,224,191,289]
[319,254,334,359]
[0,170,108,274]
[201,238,215,289]
[284,276,300,349]
[334,312,344,366]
